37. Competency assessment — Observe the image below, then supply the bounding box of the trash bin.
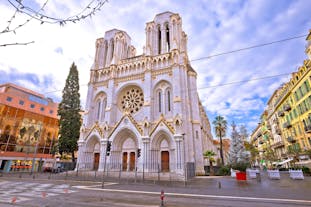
[256,172,261,182]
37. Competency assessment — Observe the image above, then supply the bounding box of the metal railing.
[0,161,197,187]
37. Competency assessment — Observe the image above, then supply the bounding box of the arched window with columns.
[92,92,107,124]
[153,81,173,118]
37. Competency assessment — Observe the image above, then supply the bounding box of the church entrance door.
[93,153,100,170]
[122,152,128,171]
[129,152,135,171]
[161,151,169,172]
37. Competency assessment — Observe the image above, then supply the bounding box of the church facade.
[76,12,215,177]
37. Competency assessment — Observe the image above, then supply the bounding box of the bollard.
[160,190,165,207]
[218,181,221,189]
[256,172,261,182]
[11,197,17,204]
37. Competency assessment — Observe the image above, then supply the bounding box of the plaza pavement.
[0,171,310,206]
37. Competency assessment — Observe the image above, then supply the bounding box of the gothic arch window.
[103,40,108,67]
[110,39,114,62]
[154,81,173,117]
[158,90,162,113]
[96,100,101,121]
[165,23,170,52]
[93,92,107,123]
[165,88,171,112]
[158,25,161,54]
[101,98,107,122]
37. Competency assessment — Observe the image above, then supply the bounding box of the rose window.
[119,87,144,114]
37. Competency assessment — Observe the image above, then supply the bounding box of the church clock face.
[118,86,144,114]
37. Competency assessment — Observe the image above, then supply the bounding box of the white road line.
[73,185,311,204]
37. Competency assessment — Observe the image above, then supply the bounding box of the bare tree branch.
[1,0,49,35]
[0,41,35,47]
[1,0,109,47]
[7,0,108,25]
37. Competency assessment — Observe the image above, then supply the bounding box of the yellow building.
[251,30,311,166]
[250,124,261,165]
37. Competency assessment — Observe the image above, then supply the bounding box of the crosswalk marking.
[0,181,74,204]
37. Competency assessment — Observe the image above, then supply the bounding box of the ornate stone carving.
[118,86,144,114]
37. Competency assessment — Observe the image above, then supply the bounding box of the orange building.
[0,83,59,172]
[212,138,231,165]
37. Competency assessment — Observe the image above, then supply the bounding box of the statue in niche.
[174,114,182,134]
[142,117,150,136]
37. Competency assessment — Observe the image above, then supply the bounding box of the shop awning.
[277,158,293,166]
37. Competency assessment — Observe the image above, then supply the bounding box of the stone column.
[76,140,85,171]
[174,134,184,174]
[98,138,108,171]
[161,27,166,54]
[142,136,150,172]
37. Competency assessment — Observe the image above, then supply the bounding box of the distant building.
[0,83,59,172]
[212,138,230,165]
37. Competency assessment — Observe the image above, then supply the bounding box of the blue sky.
[0,0,311,138]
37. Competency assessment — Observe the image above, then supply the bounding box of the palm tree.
[203,150,216,175]
[213,115,227,166]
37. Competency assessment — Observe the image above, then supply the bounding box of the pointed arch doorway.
[112,128,138,172]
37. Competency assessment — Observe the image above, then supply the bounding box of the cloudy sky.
[0,0,310,138]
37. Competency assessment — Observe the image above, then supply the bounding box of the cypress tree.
[58,62,81,162]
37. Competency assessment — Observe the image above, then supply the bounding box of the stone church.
[76,11,215,177]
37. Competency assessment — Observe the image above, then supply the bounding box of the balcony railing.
[287,136,295,143]
[271,141,285,149]
[305,125,311,133]
[283,104,291,111]
[278,111,285,117]
[283,121,292,129]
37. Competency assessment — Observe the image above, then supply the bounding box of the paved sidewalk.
[0,171,310,207]
[2,171,311,196]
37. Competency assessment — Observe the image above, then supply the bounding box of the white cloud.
[0,0,310,135]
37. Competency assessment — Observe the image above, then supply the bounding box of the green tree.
[213,115,227,166]
[203,150,216,175]
[58,63,81,162]
[244,141,259,166]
